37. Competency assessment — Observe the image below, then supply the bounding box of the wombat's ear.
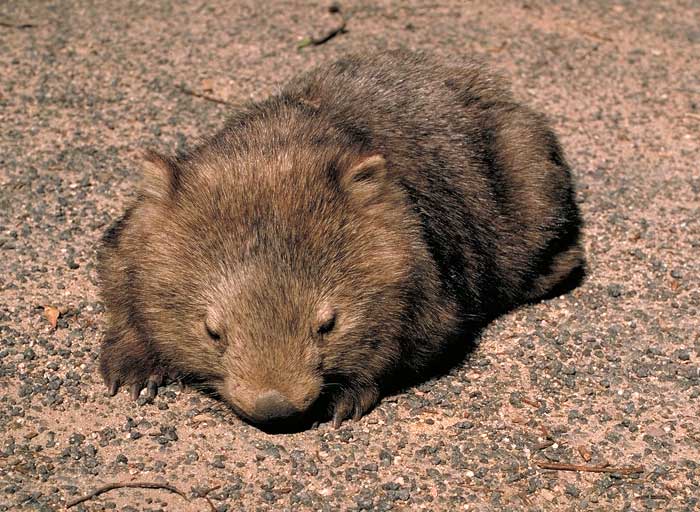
[340,155,387,201]
[139,149,178,201]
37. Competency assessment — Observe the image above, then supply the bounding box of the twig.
[298,20,347,48]
[535,461,644,475]
[576,28,613,42]
[0,20,38,29]
[66,481,188,508]
[565,22,613,42]
[487,41,508,53]
[635,494,670,501]
[535,440,554,450]
[520,397,540,408]
[683,113,700,121]
[298,5,348,49]
[177,85,235,106]
[201,484,222,512]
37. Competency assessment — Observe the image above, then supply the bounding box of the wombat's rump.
[98,50,584,429]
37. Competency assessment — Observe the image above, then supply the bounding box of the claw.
[146,378,159,400]
[108,380,120,397]
[331,385,380,428]
[130,383,143,401]
[332,398,353,428]
[101,357,172,403]
[353,407,364,421]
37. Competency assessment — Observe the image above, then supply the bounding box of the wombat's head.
[110,141,427,429]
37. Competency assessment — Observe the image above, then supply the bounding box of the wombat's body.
[98,50,583,429]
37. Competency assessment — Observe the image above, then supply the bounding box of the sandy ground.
[1,1,699,511]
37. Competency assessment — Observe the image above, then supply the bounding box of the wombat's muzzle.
[251,390,303,427]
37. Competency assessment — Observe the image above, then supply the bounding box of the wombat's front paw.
[100,341,177,402]
[331,385,380,428]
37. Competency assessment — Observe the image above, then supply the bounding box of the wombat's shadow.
[385,263,585,388]
[191,267,585,434]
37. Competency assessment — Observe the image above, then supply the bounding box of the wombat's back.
[282,50,583,320]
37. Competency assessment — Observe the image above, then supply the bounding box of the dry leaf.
[577,445,592,462]
[200,78,214,93]
[44,306,60,329]
[539,424,553,439]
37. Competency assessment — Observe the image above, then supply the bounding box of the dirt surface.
[1,1,699,511]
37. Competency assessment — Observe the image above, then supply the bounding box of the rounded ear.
[139,149,178,201]
[339,154,388,202]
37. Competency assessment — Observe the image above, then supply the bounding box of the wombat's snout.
[223,378,322,430]
[253,390,300,424]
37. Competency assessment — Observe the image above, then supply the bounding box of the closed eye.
[205,322,221,341]
[317,315,336,335]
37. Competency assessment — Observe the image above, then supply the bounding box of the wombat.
[98,50,584,430]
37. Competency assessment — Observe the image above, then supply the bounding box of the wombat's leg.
[527,243,585,302]
[100,327,175,401]
[332,385,380,428]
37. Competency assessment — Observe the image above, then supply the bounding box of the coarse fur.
[98,50,584,429]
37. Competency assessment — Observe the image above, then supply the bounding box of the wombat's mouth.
[198,372,353,433]
[210,380,331,433]
[227,398,327,434]
[212,378,347,433]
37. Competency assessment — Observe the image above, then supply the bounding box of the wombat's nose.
[253,390,299,424]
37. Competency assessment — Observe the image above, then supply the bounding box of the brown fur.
[97,50,584,428]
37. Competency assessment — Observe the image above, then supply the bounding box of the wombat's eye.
[316,313,336,335]
[204,321,221,342]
